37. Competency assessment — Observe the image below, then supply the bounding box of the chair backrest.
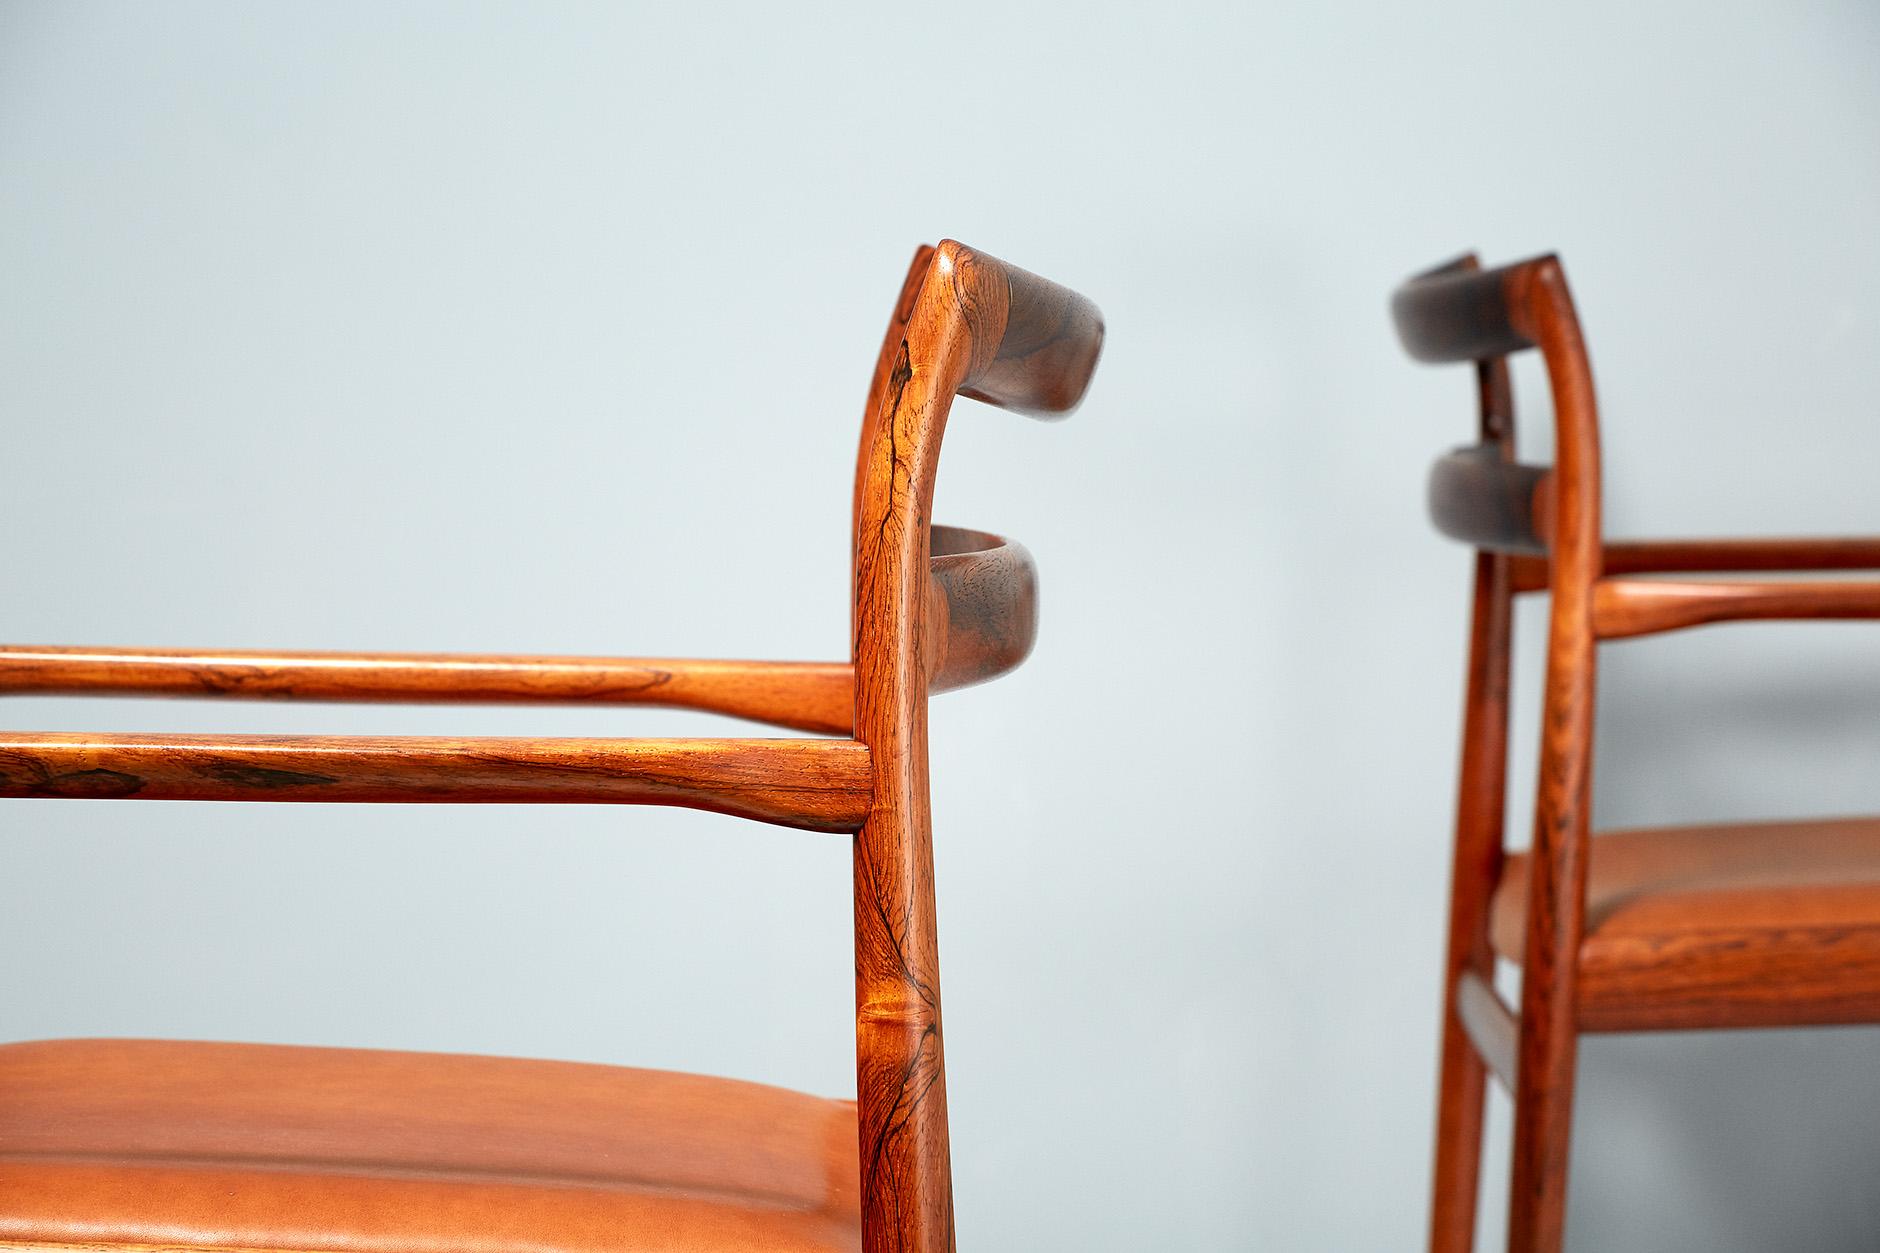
[1391,251,1604,917]
[1390,254,1601,1220]
[1391,252,1600,572]
[846,240,1101,1249]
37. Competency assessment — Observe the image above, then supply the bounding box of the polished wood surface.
[1592,576,1880,639]
[1398,252,1599,1253]
[952,248,1105,418]
[1599,536,1880,575]
[0,646,854,734]
[855,243,938,552]
[0,1038,861,1253]
[1511,535,1880,596]
[1427,295,1517,1253]
[1503,254,1601,1253]
[0,241,1103,1253]
[849,241,1102,1251]
[1398,250,1880,1253]
[1492,818,1880,1031]
[0,733,871,832]
[0,527,1063,732]
[928,525,1037,693]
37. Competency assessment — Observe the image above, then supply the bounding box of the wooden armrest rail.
[1592,577,1880,640]
[0,648,854,736]
[0,733,872,832]
[1600,537,1880,576]
[0,530,1048,730]
[1509,537,1880,596]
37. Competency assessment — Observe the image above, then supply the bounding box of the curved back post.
[848,240,1101,1251]
[1393,250,1602,1247]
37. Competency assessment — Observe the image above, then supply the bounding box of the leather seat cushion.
[0,1037,861,1252]
[1491,815,1880,1030]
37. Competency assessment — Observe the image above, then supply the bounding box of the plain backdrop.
[4,3,1880,1249]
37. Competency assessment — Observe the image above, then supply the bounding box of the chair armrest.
[0,732,871,832]
[0,648,852,735]
[1592,576,1880,640]
[1602,537,1880,575]
[1508,537,1880,595]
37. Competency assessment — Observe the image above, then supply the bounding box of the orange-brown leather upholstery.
[0,1038,861,1252]
[1491,816,1880,1031]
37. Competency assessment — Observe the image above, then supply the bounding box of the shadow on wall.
[1565,628,1880,1252]
[1572,1028,1880,1253]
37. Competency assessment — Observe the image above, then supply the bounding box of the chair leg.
[1429,997,1489,1253]
[1506,1016,1579,1253]
[1432,545,1514,1252]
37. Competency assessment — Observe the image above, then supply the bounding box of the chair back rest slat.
[1393,252,1596,563]
[1392,257,1538,365]
[1429,445,1553,555]
[927,526,1037,693]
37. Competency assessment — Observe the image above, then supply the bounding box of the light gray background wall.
[3,3,1879,1249]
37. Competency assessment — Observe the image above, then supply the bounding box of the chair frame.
[1394,253,1880,1253]
[0,239,1103,1253]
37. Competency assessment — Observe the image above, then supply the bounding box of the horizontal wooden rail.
[1455,969,1517,1092]
[0,647,853,735]
[1593,577,1880,640]
[0,733,873,832]
[928,526,1037,693]
[1600,537,1880,576]
[1507,536,1880,597]
[1508,554,1550,594]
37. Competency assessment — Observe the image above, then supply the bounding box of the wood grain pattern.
[1492,817,1880,1032]
[1399,253,1600,1253]
[927,526,1037,694]
[850,240,1100,1252]
[1591,576,1880,639]
[1402,249,1880,1253]
[1428,297,1517,1253]
[0,646,854,734]
[0,240,1104,1253]
[0,732,871,832]
[1503,254,1599,1253]
[855,245,939,557]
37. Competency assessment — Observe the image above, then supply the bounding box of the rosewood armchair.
[1394,252,1880,1253]
[0,240,1103,1253]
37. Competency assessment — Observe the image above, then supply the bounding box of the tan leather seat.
[0,1038,861,1252]
[1491,816,1880,1031]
